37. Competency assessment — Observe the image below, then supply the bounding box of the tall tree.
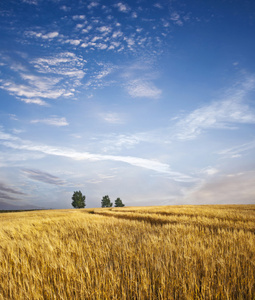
[71,191,86,208]
[101,195,113,207]
[114,198,125,207]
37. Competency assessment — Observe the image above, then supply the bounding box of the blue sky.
[0,0,255,209]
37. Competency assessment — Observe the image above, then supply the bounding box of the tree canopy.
[71,191,86,208]
[101,195,113,207]
[114,198,125,207]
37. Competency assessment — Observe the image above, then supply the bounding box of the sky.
[0,0,255,209]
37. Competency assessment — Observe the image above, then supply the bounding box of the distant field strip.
[93,205,255,233]
[0,205,254,299]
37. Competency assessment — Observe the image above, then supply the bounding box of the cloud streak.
[0,128,193,181]
[31,116,69,127]
[218,140,255,158]
[0,182,26,195]
[0,182,26,202]
[176,76,255,140]
[22,169,66,185]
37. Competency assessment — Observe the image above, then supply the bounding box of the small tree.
[114,198,125,207]
[72,191,86,208]
[101,195,112,207]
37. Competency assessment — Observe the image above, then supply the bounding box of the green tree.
[71,191,86,208]
[101,195,113,207]
[114,198,125,207]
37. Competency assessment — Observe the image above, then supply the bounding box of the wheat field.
[0,205,254,299]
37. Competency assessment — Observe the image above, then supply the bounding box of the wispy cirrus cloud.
[100,112,124,124]
[0,127,193,181]
[218,140,255,158]
[99,133,141,152]
[175,76,255,140]
[21,98,49,106]
[126,79,162,99]
[31,116,69,127]
[120,61,162,99]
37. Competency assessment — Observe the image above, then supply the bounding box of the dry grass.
[0,205,254,299]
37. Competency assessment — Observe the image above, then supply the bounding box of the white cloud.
[99,133,141,153]
[82,25,93,33]
[91,36,102,42]
[70,134,82,139]
[22,0,38,5]
[200,167,219,176]
[72,15,86,20]
[97,26,112,33]
[26,31,59,39]
[20,73,61,89]
[32,52,86,79]
[131,12,138,18]
[124,37,135,48]
[154,3,163,9]
[112,30,123,38]
[76,24,85,29]
[96,68,112,79]
[126,79,162,99]
[96,43,108,50]
[218,140,255,158]
[1,81,65,99]
[21,98,49,106]
[100,112,124,124]
[30,116,69,127]
[9,114,18,121]
[88,2,99,9]
[42,32,59,39]
[60,5,70,12]
[25,31,43,38]
[81,43,89,48]
[0,126,19,141]
[109,41,121,49]
[12,129,25,134]
[170,12,183,26]
[0,128,193,180]
[176,76,255,140]
[0,52,86,104]
[115,2,130,13]
[65,39,81,46]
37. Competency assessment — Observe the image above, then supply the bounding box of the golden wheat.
[0,205,254,299]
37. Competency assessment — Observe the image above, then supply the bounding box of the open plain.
[0,205,254,299]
